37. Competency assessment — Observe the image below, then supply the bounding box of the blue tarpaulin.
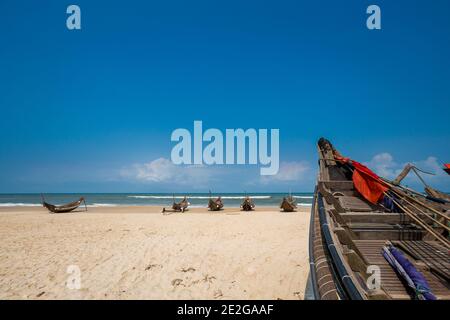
[382,243,436,300]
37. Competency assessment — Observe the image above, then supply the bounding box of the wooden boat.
[42,195,87,213]
[309,138,449,300]
[241,196,255,211]
[208,196,224,211]
[172,196,190,212]
[280,195,297,212]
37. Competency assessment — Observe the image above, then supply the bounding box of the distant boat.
[41,195,87,213]
[162,195,190,214]
[208,193,224,211]
[280,195,297,212]
[309,138,449,300]
[172,196,190,212]
[240,196,255,211]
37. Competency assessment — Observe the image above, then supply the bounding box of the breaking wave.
[127,195,272,200]
[0,203,42,207]
[90,203,119,207]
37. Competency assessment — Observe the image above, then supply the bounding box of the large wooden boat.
[309,138,449,300]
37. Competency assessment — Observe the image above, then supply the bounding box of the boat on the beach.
[309,138,449,300]
[162,195,190,213]
[41,195,87,213]
[280,195,297,212]
[208,195,224,211]
[241,196,255,211]
[173,196,190,212]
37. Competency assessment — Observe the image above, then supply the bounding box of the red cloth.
[351,161,388,204]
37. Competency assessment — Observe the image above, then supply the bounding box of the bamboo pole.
[389,186,449,222]
[399,196,450,232]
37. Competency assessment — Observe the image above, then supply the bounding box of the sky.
[0,0,449,193]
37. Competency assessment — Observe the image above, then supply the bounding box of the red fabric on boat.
[351,161,388,204]
[444,164,450,169]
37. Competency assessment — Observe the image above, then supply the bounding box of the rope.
[383,192,449,249]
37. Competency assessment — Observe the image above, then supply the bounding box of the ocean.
[0,193,314,208]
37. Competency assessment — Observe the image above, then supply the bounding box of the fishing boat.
[208,195,224,211]
[241,196,255,211]
[173,196,189,212]
[41,195,87,213]
[162,195,190,213]
[280,195,297,212]
[309,138,449,300]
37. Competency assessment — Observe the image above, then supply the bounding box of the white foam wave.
[293,196,313,199]
[0,203,42,207]
[298,203,313,207]
[127,195,272,200]
[90,203,119,207]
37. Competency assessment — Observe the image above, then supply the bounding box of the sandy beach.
[0,206,310,300]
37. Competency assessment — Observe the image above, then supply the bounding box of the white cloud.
[364,152,400,179]
[121,158,315,191]
[260,161,311,184]
[121,158,214,186]
[364,153,449,190]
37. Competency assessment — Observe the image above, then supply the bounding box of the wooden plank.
[337,196,383,212]
[340,212,433,224]
[353,240,450,299]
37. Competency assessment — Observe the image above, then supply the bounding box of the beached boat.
[162,195,190,213]
[280,195,297,212]
[241,196,255,211]
[208,196,224,211]
[309,138,449,300]
[173,196,190,212]
[42,195,87,213]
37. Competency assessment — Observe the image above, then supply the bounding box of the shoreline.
[0,205,311,213]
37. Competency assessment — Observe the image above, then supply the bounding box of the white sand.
[0,206,310,300]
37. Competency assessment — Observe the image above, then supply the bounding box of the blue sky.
[0,0,449,193]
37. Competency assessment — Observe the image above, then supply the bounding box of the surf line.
[170,121,279,175]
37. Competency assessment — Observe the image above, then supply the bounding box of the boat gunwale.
[308,186,321,299]
[317,192,365,300]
